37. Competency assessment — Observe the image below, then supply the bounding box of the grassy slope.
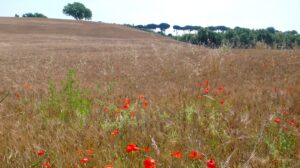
[0,18,300,167]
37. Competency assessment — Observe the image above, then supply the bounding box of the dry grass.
[0,18,300,168]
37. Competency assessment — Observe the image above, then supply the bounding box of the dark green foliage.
[22,13,47,18]
[63,2,92,20]
[182,25,202,31]
[285,30,298,35]
[197,28,222,47]
[178,34,197,44]
[255,29,274,46]
[192,26,202,31]
[177,28,221,47]
[224,29,236,47]
[135,25,145,29]
[173,25,182,30]
[207,26,217,31]
[145,23,158,30]
[215,25,230,32]
[177,25,299,49]
[183,25,194,31]
[158,23,170,32]
[266,27,276,34]
[131,22,299,49]
[234,27,255,48]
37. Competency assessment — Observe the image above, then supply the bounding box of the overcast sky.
[0,0,299,32]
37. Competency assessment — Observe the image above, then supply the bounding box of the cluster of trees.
[177,26,300,49]
[16,13,48,18]
[130,23,300,49]
[15,2,92,21]
[134,24,231,33]
[134,23,170,33]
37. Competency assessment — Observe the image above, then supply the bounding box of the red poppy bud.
[36,150,45,156]
[274,119,281,124]
[171,151,182,158]
[41,163,51,168]
[80,157,92,163]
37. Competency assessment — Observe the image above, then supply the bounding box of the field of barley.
[0,17,299,168]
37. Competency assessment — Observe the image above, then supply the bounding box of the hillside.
[0,18,299,167]
[0,17,167,39]
[0,17,187,91]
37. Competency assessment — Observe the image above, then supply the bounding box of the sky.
[0,0,299,33]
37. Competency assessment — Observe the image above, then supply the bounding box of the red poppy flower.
[139,95,145,99]
[80,157,92,163]
[123,99,131,106]
[126,143,139,153]
[144,158,156,168]
[284,111,289,115]
[85,149,93,154]
[189,150,198,159]
[220,100,224,104]
[206,159,216,168]
[143,101,149,107]
[274,119,281,124]
[218,87,224,92]
[205,80,209,86]
[111,129,120,135]
[171,151,182,158]
[41,163,51,168]
[144,147,150,152]
[36,150,45,156]
[123,105,129,110]
[204,88,209,93]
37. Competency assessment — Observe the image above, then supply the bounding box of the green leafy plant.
[40,69,92,125]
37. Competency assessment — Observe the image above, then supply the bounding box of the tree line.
[15,13,48,18]
[132,24,299,49]
[176,26,300,49]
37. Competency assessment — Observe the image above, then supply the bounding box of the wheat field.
[0,17,299,168]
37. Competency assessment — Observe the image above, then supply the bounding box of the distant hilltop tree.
[266,27,276,34]
[158,23,170,33]
[22,13,47,18]
[63,2,92,20]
